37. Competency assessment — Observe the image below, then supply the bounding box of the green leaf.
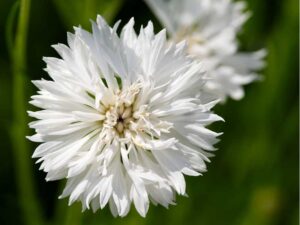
[52,0,124,29]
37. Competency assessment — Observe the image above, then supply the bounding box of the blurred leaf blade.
[5,1,20,59]
[52,0,124,28]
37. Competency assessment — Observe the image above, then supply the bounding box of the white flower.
[145,0,266,101]
[28,15,222,217]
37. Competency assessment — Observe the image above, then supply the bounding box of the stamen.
[116,122,124,133]
[122,107,132,119]
[101,82,141,136]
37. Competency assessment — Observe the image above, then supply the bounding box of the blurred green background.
[0,0,298,225]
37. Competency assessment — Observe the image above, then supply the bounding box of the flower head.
[145,0,266,101]
[28,15,222,217]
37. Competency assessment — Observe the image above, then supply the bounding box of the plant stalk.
[11,0,43,224]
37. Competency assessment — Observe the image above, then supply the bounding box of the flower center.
[101,82,142,136]
[104,104,134,134]
[97,81,173,145]
[173,26,205,55]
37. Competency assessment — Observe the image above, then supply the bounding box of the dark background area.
[0,0,298,225]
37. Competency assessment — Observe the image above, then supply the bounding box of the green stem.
[64,203,83,225]
[11,0,43,224]
[53,184,83,225]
